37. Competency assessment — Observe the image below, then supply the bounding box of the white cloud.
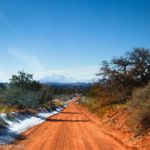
[8,48,44,71]
[5,48,99,83]
[34,66,99,82]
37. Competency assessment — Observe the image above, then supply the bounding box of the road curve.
[9,99,126,150]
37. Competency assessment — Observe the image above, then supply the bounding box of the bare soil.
[4,99,127,150]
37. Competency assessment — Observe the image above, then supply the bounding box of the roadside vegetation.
[0,71,56,112]
[0,71,85,129]
[0,71,66,128]
[79,48,150,136]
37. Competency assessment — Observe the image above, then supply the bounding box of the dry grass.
[127,82,150,136]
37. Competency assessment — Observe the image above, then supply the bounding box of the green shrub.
[2,87,40,109]
[0,71,56,112]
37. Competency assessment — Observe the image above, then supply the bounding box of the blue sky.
[0,0,150,82]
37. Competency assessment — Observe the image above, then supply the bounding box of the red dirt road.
[9,100,126,150]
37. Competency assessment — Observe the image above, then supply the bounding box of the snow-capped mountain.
[40,75,76,83]
[39,75,91,83]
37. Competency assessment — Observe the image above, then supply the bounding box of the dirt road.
[9,99,126,150]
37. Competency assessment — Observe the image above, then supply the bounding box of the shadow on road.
[46,118,90,122]
[60,112,82,114]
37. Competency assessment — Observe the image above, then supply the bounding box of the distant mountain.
[43,82,91,89]
[44,82,91,86]
[39,75,91,83]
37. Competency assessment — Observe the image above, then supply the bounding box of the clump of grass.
[79,96,127,116]
[55,100,64,107]
[127,82,150,136]
[78,97,97,112]
[0,105,17,113]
